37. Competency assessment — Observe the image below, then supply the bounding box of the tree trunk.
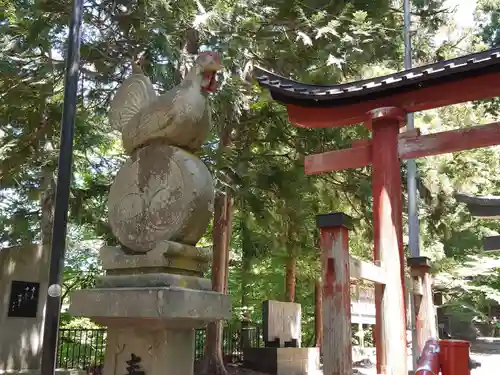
[315,278,323,348]
[38,70,55,288]
[200,190,232,375]
[223,190,233,294]
[285,252,297,302]
[201,109,235,375]
[40,166,55,266]
[241,216,252,348]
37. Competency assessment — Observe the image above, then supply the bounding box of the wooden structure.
[316,213,387,374]
[407,257,437,354]
[255,46,500,375]
[456,193,500,252]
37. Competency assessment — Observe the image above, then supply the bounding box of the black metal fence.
[193,324,262,362]
[57,329,106,370]
[57,324,262,370]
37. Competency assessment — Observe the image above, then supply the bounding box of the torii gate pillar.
[368,107,408,375]
[256,47,500,375]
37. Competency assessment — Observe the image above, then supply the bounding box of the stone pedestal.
[81,52,228,375]
[102,328,195,375]
[243,348,320,375]
[69,242,231,375]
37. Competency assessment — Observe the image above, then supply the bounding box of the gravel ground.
[215,338,500,375]
[351,351,499,375]
[470,351,498,375]
[352,340,500,375]
[469,338,500,375]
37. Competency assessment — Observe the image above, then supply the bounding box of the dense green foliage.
[0,0,499,344]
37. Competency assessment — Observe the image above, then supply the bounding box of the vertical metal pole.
[404,0,421,370]
[404,0,419,255]
[40,0,83,374]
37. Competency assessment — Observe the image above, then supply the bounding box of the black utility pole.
[40,0,83,374]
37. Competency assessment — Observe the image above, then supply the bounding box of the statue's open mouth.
[201,71,217,92]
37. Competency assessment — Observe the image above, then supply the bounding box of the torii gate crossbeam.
[255,47,500,375]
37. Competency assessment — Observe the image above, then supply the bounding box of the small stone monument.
[244,301,319,375]
[262,300,302,348]
[69,53,230,375]
[0,245,47,372]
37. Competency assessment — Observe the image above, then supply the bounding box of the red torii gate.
[255,47,500,375]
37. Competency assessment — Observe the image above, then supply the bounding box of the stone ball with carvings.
[108,141,214,253]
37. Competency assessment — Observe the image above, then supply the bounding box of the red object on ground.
[439,339,471,375]
[415,338,440,375]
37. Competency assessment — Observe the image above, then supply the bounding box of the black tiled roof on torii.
[455,193,500,207]
[455,192,500,219]
[255,47,500,108]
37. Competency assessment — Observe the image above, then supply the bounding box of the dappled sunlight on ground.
[209,340,500,375]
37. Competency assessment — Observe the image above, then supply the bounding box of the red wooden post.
[408,257,437,353]
[316,212,352,375]
[368,107,408,375]
[314,278,323,348]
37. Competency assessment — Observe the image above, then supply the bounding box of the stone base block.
[243,347,320,375]
[100,242,211,275]
[96,272,212,290]
[352,346,376,362]
[103,327,195,375]
[69,286,230,328]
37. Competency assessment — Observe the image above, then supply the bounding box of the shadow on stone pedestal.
[69,242,231,375]
[243,348,320,375]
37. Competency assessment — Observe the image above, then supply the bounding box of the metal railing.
[57,329,106,370]
[57,324,262,369]
[194,324,262,362]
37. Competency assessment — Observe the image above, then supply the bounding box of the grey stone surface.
[69,286,230,327]
[276,348,320,375]
[68,53,227,375]
[0,245,48,371]
[263,300,302,347]
[107,143,214,252]
[119,79,212,154]
[100,242,211,271]
[109,54,221,153]
[244,347,320,375]
[103,327,195,375]
[96,272,212,290]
